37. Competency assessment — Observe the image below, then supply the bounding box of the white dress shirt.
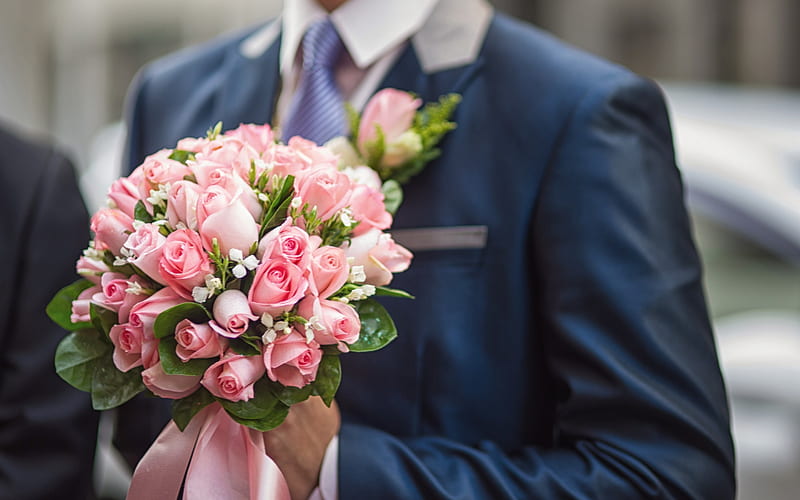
[238,0,492,497]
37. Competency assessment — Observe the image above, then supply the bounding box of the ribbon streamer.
[127,404,290,500]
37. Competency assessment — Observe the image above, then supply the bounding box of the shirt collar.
[242,0,492,74]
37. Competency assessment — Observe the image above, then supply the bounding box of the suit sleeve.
[336,76,735,499]
[0,149,99,499]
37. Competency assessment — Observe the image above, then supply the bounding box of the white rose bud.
[382,130,423,168]
[324,136,363,169]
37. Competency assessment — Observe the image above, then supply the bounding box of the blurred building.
[1,0,798,168]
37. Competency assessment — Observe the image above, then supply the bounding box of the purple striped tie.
[281,18,346,145]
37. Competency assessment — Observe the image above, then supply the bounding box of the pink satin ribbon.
[127,404,290,500]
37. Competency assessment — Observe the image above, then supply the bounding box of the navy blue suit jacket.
[123,13,735,499]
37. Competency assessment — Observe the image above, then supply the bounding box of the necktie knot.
[302,18,344,71]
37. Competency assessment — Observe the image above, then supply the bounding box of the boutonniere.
[325,89,461,214]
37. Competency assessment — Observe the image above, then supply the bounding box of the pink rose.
[176,137,209,153]
[358,89,422,156]
[107,177,141,218]
[287,136,339,168]
[346,229,412,286]
[123,224,168,285]
[91,208,134,255]
[210,290,257,338]
[266,144,314,178]
[193,164,261,221]
[141,149,192,187]
[76,256,109,285]
[201,353,265,402]
[224,123,275,153]
[194,185,259,255]
[109,323,145,372]
[158,229,214,299]
[309,245,348,298]
[92,273,148,323]
[175,319,227,361]
[294,166,352,221]
[143,361,202,399]
[247,257,308,316]
[263,329,322,388]
[256,218,313,270]
[128,287,184,340]
[166,180,202,231]
[348,184,392,236]
[70,286,100,323]
[297,297,360,350]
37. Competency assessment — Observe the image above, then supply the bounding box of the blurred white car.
[664,82,800,500]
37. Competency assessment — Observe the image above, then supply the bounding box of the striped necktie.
[281,18,347,145]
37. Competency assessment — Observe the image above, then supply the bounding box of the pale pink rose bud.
[158,229,214,300]
[346,229,412,286]
[166,180,202,231]
[256,218,313,269]
[263,329,322,388]
[224,123,275,153]
[91,208,134,255]
[193,165,261,221]
[287,136,339,169]
[266,144,312,178]
[210,290,257,338]
[128,287,184,340]
[107,177,141,219]
[294,166,352,221]
[142,361,202,399]
[71,286,101,323]
[358,89,422,157]
[109,323,145,372]
[76,256,109,285]
[176,137,209,153]
[123,224,168,285]
[348,184,392,236]
[141,149,192,187]
[93,273,148,323]
[198,193,259,256]
[342,165,382,190]
[201,353,265,402]
[175,319,226,361]
[309,245,348,298]
[195,185,231,229]
[247,257,308,316]
[297,297,360,350]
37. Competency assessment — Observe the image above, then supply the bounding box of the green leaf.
[47,279,94,331]
[313,354,341,407]
[374,286,415,300]
[345,102,361,145]
[90,303,118,338]
[381,180,403,215]
[260,175,295,237]
[134,200,154,223]
[168,149,194,164]
[226,402,290,432]
[172,388,215,431]
[207,121,223,140]
[91,356,145,410]
[158,337,215,376]
[218,378,281,419]
[54,328,111,392]
[153,302,211,339]
[228,336,262,356]
[365,126,387,174]
[349,299,398,352]
[270,380,314,406]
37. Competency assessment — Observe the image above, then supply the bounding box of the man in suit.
[0,123,98,499]
[123,0,736,497]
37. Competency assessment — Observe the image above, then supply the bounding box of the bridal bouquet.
[48,88,459,498]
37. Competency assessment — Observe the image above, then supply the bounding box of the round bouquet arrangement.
[47,88,460,498]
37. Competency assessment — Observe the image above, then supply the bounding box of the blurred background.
[2,1,798,498]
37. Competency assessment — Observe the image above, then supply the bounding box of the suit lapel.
[213,35,282,129]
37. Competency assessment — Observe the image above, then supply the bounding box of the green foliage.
[227,334,263,357]
[207,121,223,140]
[172,388,215,431]
[259,175,295,238]
[54,328,111,392]
[90,303,118,338]
[380,180,403,215]
[345,102,361,145]
[270,380,314,406]
[46,279,94,331]
[168,150,195,164]
[153,302,211,339]
[374,286,414,299]
[348,299,398,352]
[313,354,342,407]
[364,126,387,176]
[158,337,214,376]
[227,402,290,432]
[90,356,145,410]
[134,201,154,223]
[218,379,291,431]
